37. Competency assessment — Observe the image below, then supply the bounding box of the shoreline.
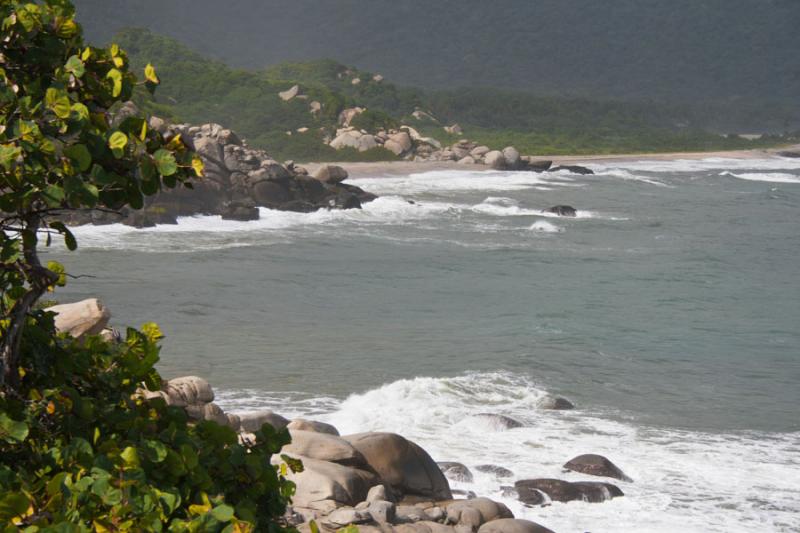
[306,144,800,178]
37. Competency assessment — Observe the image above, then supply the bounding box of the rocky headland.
[51,298,634,533]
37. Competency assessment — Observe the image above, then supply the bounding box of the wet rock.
[523,159,553,172]
[539,396,575,410]
[451,489,477,499]
[472,413,524,430]
[474,465,513,478]
[314,165,349,184]
[515,478,623,504]
[563,454,632,482]
[777,150,800,158]
[549,165,594,175]
[544,205,577,217]
[438,462,474,483]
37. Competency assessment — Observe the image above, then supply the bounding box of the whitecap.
[720,171,800,184]
[529,220,563,233]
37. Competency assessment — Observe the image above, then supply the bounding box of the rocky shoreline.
[66,104,377,228]
[51,299,634,533]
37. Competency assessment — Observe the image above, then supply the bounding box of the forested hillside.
[114,29,792,161]
[74,0,800,118]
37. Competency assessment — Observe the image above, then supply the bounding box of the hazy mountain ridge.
[74,0,799,107]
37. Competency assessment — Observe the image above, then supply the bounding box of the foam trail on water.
[720,171,800,184]
[219,372,800,533]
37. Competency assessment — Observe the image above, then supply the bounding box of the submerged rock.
[563,454,633,482]
[474,465,514,478]
[539,396,575,410]
[471,413,524,430]
[437,462,474,483]
[515,478,623,504]
[549,164,594,175]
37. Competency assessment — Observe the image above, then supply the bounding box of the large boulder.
[284,430,368,468]
[563,454,632,482]
[285,456,380,507]
[356,135,378,152]
[184,402,229,426]
[502,147,521,169]
[239,410,289,432]
[445,498,513,525]
[478,519,555,533]
[484,150,506,170]
[279,85,300,101]
[330,131,363,150]
[388,132,413,153]
[162,376,214,407]
[287,418,340,436]
[343,432,452,500]
[49,298,111,339]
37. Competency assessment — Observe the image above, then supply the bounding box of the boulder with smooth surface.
[50,299,111,339]
[284,430,368,468]
[287,418,340,435]
[344,432,452,500]
[564,454,632,482]
[286,456,381,507]
[239,410,289,432]
[478,519,555,533]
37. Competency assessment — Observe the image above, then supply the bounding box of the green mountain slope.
[115,29,792,162]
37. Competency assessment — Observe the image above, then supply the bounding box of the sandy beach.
[306,144,800,178]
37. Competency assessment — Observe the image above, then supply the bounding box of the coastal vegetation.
[111,29,792,163]
[0,2,295,530]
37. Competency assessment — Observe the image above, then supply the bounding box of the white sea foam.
[720,171,800,184]
[529,220,563,233]
[593,157,800,174]
[218,372,800,533]
[351,170,574,195]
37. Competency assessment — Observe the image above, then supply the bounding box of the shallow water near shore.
[52,157,800,532]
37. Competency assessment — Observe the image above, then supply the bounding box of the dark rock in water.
[549,165,594,175]
[451,489,477,499]
[500,485,519,499]
[525,160,553,172]
[564,454,632,482]
[777,150,800,158]
[539,396,575,410]
[544,205,578,217]
[515,478,623,504]
[473,413,524,430]
[220,202,259,221]
[438,462,474,483]
[475,464,514,478]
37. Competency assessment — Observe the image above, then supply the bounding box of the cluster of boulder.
[66,103,377,228]
[50,299,632,533]
[329,121,443,160]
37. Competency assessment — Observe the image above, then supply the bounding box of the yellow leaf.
[280,463,287,476]
[140,120,147,141]
[144,63,159,85]
[191,156,205,177]
[110,43,119,57]
[81,47,92,61]
[113,56,124,68]
[166,134,183,151]
[46,401,55,414]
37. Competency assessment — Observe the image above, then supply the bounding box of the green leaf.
[210,504,235,523]
[65,55,85,78]
[64,144,92,172]
[144,63,159,85]
[41,185,65,207]
[153,149,177,176]
[108,131,128,151]
[0,143,21,169]
[106,68,122,97]
[45,88,71,119]
[0,492,30,521]
[71,102,90,121]
[0,413,29,443]
[49,221,77,251]
[143,440,167,463]
[120,446,139,467]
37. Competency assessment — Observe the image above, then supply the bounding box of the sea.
[51,156,800,532]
